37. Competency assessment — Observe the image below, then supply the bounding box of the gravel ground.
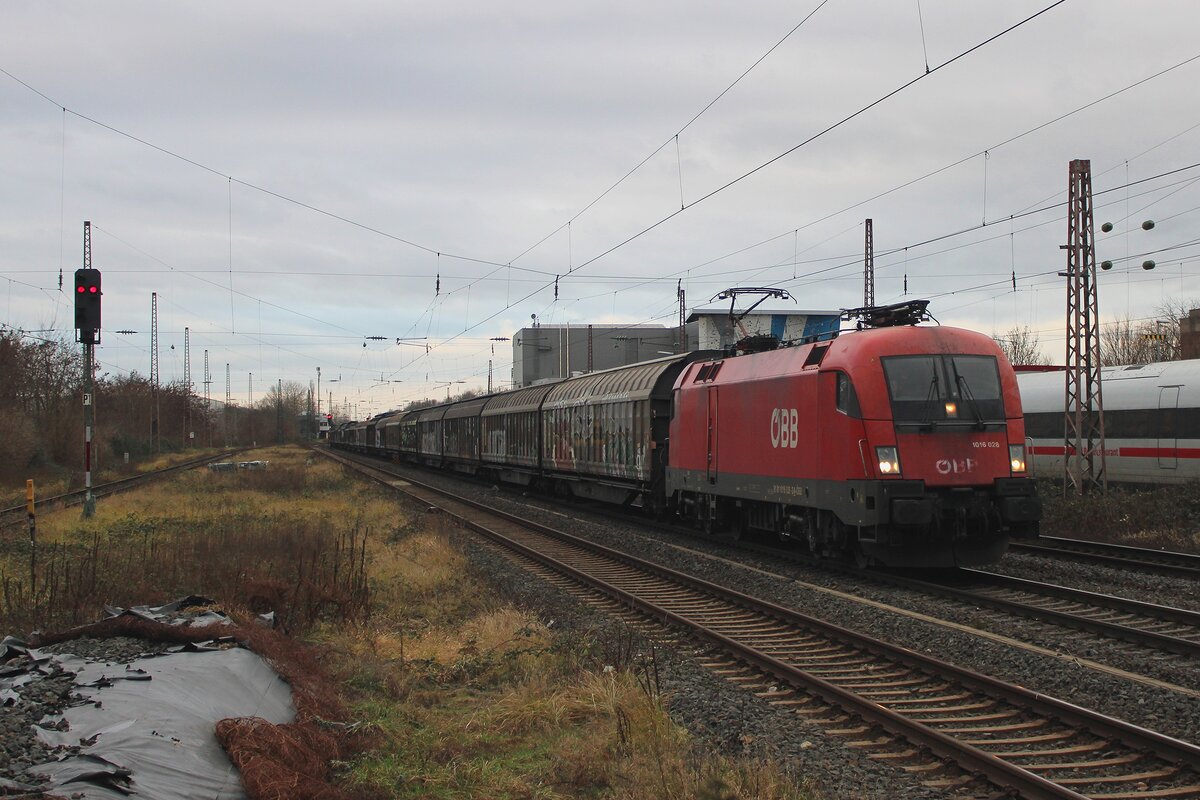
[0,661,75,792]
[0,597,233,797]
[392,464,1200,751]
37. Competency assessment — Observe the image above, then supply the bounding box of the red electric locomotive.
[667,301,1040,567]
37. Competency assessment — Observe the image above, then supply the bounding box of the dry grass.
[0,446,399,636]
[1,445,814,799]
[0,445,402,800]
[323,520,815,800]
[0,447,233,508]
[0,476,70,510]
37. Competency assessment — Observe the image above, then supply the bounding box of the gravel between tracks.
[988,548,1200,612]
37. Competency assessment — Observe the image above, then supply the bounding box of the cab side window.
[836,372,861,417]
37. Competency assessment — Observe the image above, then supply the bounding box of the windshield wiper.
[953,368,987,431]
[919,370,939,431]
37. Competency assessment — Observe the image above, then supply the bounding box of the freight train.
[1018,359,1200,484]
[332,301,1041,567]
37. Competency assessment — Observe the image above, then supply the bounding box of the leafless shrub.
[995,325,1051,366]
[0,512,370,636]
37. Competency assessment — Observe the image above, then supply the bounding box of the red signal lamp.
[74,268,102,338]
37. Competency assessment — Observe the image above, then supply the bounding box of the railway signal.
[78,221,99,518]
[74,267,102,343]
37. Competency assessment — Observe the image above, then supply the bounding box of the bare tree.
[1151,297,1199,360]
[1100,316,1162,366]
[995,326,1051,366]
[255,380,311,441]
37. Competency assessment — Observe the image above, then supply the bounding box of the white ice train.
[1017,360,1200,484]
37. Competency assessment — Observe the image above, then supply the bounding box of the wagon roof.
[481,382,559,416]
[445,395,491,419]
[413,405,450,423]
[379,411,412,427]
[543,354,689,409]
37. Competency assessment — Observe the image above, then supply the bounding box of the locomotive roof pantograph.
[841,299,933,329]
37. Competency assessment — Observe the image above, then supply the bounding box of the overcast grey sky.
[3,0,1199,416]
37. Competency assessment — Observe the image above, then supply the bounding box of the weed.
[1040,479,1200,552]
[328,524,814,800]
[0,446,394,636]
[2,446,814,799]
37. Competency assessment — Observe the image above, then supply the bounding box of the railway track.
[322,447,1200,799]
[875,567,1200,659]
[558,506,1200,663]
[1010,536,1200,581]
[0,450,244,529]
[595,512,1200,662]
[325,445,1200,667]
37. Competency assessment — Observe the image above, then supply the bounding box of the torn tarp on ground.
[30,645,295,799]
[3,599,296,800]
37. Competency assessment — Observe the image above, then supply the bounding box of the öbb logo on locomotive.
[770,407,799,449]
[936,458,978,475]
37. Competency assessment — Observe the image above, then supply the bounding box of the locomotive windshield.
[882,355,1004,427]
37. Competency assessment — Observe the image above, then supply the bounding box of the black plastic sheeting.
[1,599,294,799]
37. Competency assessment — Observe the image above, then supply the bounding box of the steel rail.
[1010,536,1200,580]
[863,568,1200,658]
[0,450,245,528]
[321,447,1200,799]
[574,507,1200,660]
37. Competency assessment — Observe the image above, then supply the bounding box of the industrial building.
[511,308,840,388]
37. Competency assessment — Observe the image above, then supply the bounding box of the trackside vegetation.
[0,445,815,799]
[1039,479,1200,553]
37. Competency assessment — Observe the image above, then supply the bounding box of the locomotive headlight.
[876,446,901,476]
[1009,444,1027,473]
